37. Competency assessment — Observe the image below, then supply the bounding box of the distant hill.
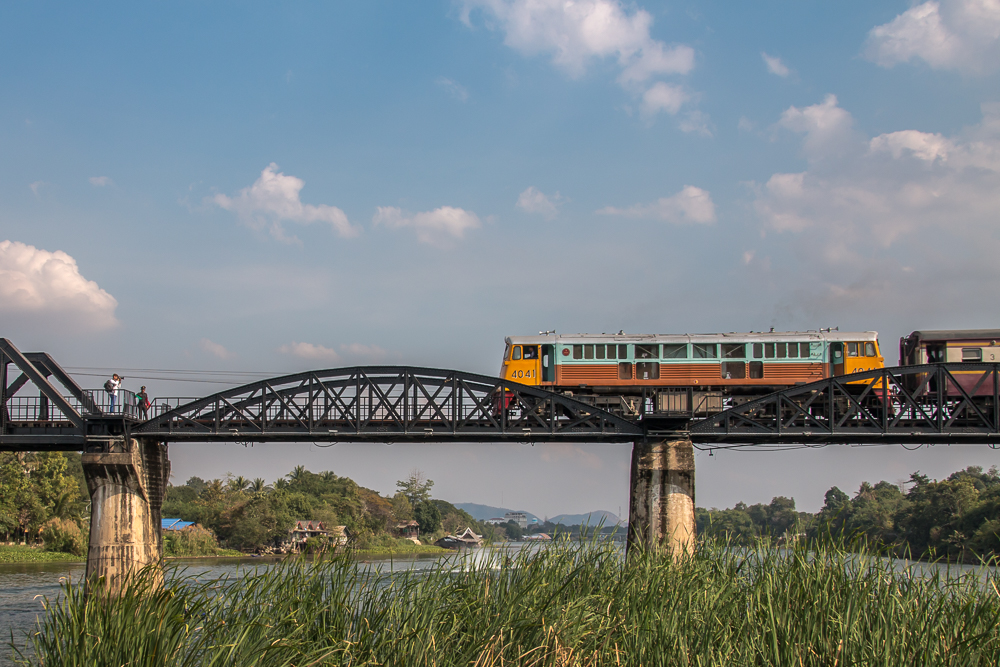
[455,503,622,527]
[548,510,622,526]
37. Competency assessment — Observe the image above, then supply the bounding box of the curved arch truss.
[687,363,1000,446]
[133,366,643,443]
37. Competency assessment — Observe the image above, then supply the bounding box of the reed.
[11,539,1000,666]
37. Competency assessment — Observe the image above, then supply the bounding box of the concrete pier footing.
[627,438,695,558]
[82,439,168,590]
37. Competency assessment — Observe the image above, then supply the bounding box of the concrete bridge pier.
[82,438,169,591]
[627,438,695,559]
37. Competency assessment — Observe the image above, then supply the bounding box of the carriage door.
[926,344,945,364]
[830,342,845,376]
[541,345,555,383]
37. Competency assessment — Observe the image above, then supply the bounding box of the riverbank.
[0,546,83,564]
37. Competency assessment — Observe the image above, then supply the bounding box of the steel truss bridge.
[3,338,1000,451]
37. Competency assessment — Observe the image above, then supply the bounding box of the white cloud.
[199,338,235,360]
[679,110,714,137]
[435,77,469,102]
[753,101,1000,298]
[761,52,790,77]
[597,185,717,224]
[640,82,690,117]
[89,176,113,187]
[776,94,858,159]
[865,0,1000,74]
[516,186,561,218]
[29,181,45,196]
[460,0,697,120]
[213,163,360,243]
[278,341,341,363]
[372,205,481,246]
[0,240,118,330]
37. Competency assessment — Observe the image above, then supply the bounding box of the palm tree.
[287,465,307,483]
[227,476,250,493]
[320,471,336,482]
[250,478,270,494]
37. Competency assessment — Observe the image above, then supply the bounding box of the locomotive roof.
[505,331,879,345]
[905,330,1000,342]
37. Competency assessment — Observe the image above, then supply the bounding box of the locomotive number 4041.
[511,369,534,379]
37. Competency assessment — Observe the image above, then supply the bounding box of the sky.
[2,0,1000,516]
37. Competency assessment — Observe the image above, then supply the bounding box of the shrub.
[163,524,221,557]
[39,518,85,556]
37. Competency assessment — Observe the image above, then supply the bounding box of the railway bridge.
[4,337,1000,588]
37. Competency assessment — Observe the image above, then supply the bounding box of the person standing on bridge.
[137,385,150,418]
[105,373,122,413]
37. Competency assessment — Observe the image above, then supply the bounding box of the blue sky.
[3,0,999,516]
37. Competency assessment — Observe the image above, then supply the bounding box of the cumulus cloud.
[199,338,235,360]
[776,94,859,159]
[460,0,698,121]
[89,176,113,187]
[597,185,717,224]
[0,240,118,330]
[640,82,690,117]
[29,181,45,196]
[278,341,341,363]
[278,341,390,364]
[761,52,790,77]
[865,0,1000,74]
[436,76,469,101]
[372,206,481,246]
[752,100,1000,313]
[213,163,360,243]
[516,186,561,218]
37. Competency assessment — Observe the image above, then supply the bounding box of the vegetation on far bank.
[0,545,83,564]
[698,464,1000,562]
[13,539,1000,666]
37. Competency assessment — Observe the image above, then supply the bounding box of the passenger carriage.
[899,330,1000,398]
[500,331,885,417]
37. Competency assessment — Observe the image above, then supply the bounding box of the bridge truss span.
[133,366,643,443]
[687,363,1000,446]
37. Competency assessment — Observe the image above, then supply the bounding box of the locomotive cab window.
[635,344,659,359]
[693,343,717,358]
[864,342,877,357]
[722,344,745,359]
[963,348,983,362]
[662,344,687,359]
[847,343,859,357]
[512,346,522,361]
[523,345,539,360]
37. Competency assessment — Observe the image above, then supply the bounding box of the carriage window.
[572,345,582,360]
[748,361,764,379]
[803,343,814,358]
[787,343,799,359]
[523,345,539,359]
[963,348,983,362]
[635,344,658,359]
[512,346,522,361]
[864,342,876,357]
[692,343,717,359]
[722,344,745,359]
[596,344,606,360]
[847,343,859,357]
[662,344,687,359]
[619,344,629,359]
[765,343,775,359]
[584,345,594,359]
[753,343,763,359]
[606,345,617,360]
[776,343,787,359]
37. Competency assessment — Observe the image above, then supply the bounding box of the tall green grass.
[11,539,1000,666]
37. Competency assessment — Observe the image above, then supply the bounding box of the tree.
[250,478,270,494]
[391,492,413,522]
[414,501,441,535]
[503,520,523,540]
[396,470,434,506]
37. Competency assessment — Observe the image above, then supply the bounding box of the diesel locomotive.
[500,331,885,416]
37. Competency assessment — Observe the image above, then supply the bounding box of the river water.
[1,549,995,665]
